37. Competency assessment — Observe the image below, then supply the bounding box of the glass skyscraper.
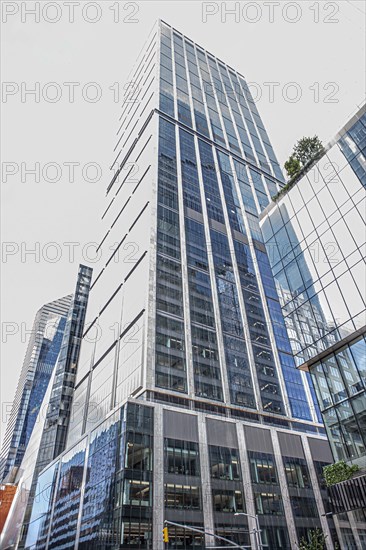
[260,105,366,546]
[8,20,352,550]
[1,265,93,550]
[0,295,72,483]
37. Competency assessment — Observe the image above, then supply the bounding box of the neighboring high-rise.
[0,295,72,483]
[19,20,343,550]
[260,105,366,547]
[1,265,93,549]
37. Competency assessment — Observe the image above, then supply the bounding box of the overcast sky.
[1,0,365,445]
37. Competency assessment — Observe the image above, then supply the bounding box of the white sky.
[1,0,365,445]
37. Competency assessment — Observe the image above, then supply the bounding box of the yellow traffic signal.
[163,526,169,543]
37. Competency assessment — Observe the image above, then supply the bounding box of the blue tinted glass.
[48,441,86,549]
[185,218,209,270]
[158,118,178,209]
[179,129,201,212]
[217,150,246,234]
[198,140,225,223]
[79,413,120,547]
[225,334,256,409]
[279,352,311,420]
[233,160,257,215]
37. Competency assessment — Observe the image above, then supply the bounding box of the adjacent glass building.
[260,105,366,545]
[6,20,354,550]
[0,295,72,483]
[260,106,366,465]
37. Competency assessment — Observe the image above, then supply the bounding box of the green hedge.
[323,460,359,487]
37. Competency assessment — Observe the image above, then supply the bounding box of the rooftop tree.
[284,135,324,179]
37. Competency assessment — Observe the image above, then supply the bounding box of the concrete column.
[347,510,363,550]
[333,512,363,550]
[301,435,334,550]
[197,413,216,548]
[236,423,260,550]
[270,429,298,549]
[152,404,164,550]
[332,515,346,550]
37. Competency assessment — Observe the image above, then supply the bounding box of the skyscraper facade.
[260,105,366,547]
[0,295,72,483]
[20,21,342,550]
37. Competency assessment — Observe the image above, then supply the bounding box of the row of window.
[159,23,283,197]
[164,444,320,527]
[165,438,319,490]
[156,115,314,419]
[25,405,325,549]
[311,336,366,410]
[261,129,365,371]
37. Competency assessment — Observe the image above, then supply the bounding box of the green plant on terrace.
[323,460,359,487]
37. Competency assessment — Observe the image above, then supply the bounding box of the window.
[49,440,87,547]
[157,209,181,259]
[156,372,187,393]
[212,489,244,513]
[291,496,318,518]
[198,139,225,223]
[312,460,330,490]
[165,483,201,509]
[210,229,234,279]
[283,456,311,488]
[209,446,241,480]
[261,527,290,550]
[225,334,256,409]
[192,325,223,401]
[155,312,187,393]
[178,100,192,127]
[24,461,60,549]
[158,118,178,210]
[217,150,246,235]
[195,380,223,401]
[123,480,151,507]
[163,522,204,549]
[121,521,151,548]
[185,218,209,271]
[160,91,174,118]
[214,523,250,548]
[349,336,366,389]
[188,269,215,327]
[164,438,200,476]
[322,355,347,404]
[125,432,152,472]
[254,492,283,515]
[180,130,201,212]
[249,451,278,485]
[217,279,243,338]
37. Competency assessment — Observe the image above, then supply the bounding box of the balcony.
[328,472,366,514]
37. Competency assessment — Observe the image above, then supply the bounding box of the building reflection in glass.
[260,108,366,463]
